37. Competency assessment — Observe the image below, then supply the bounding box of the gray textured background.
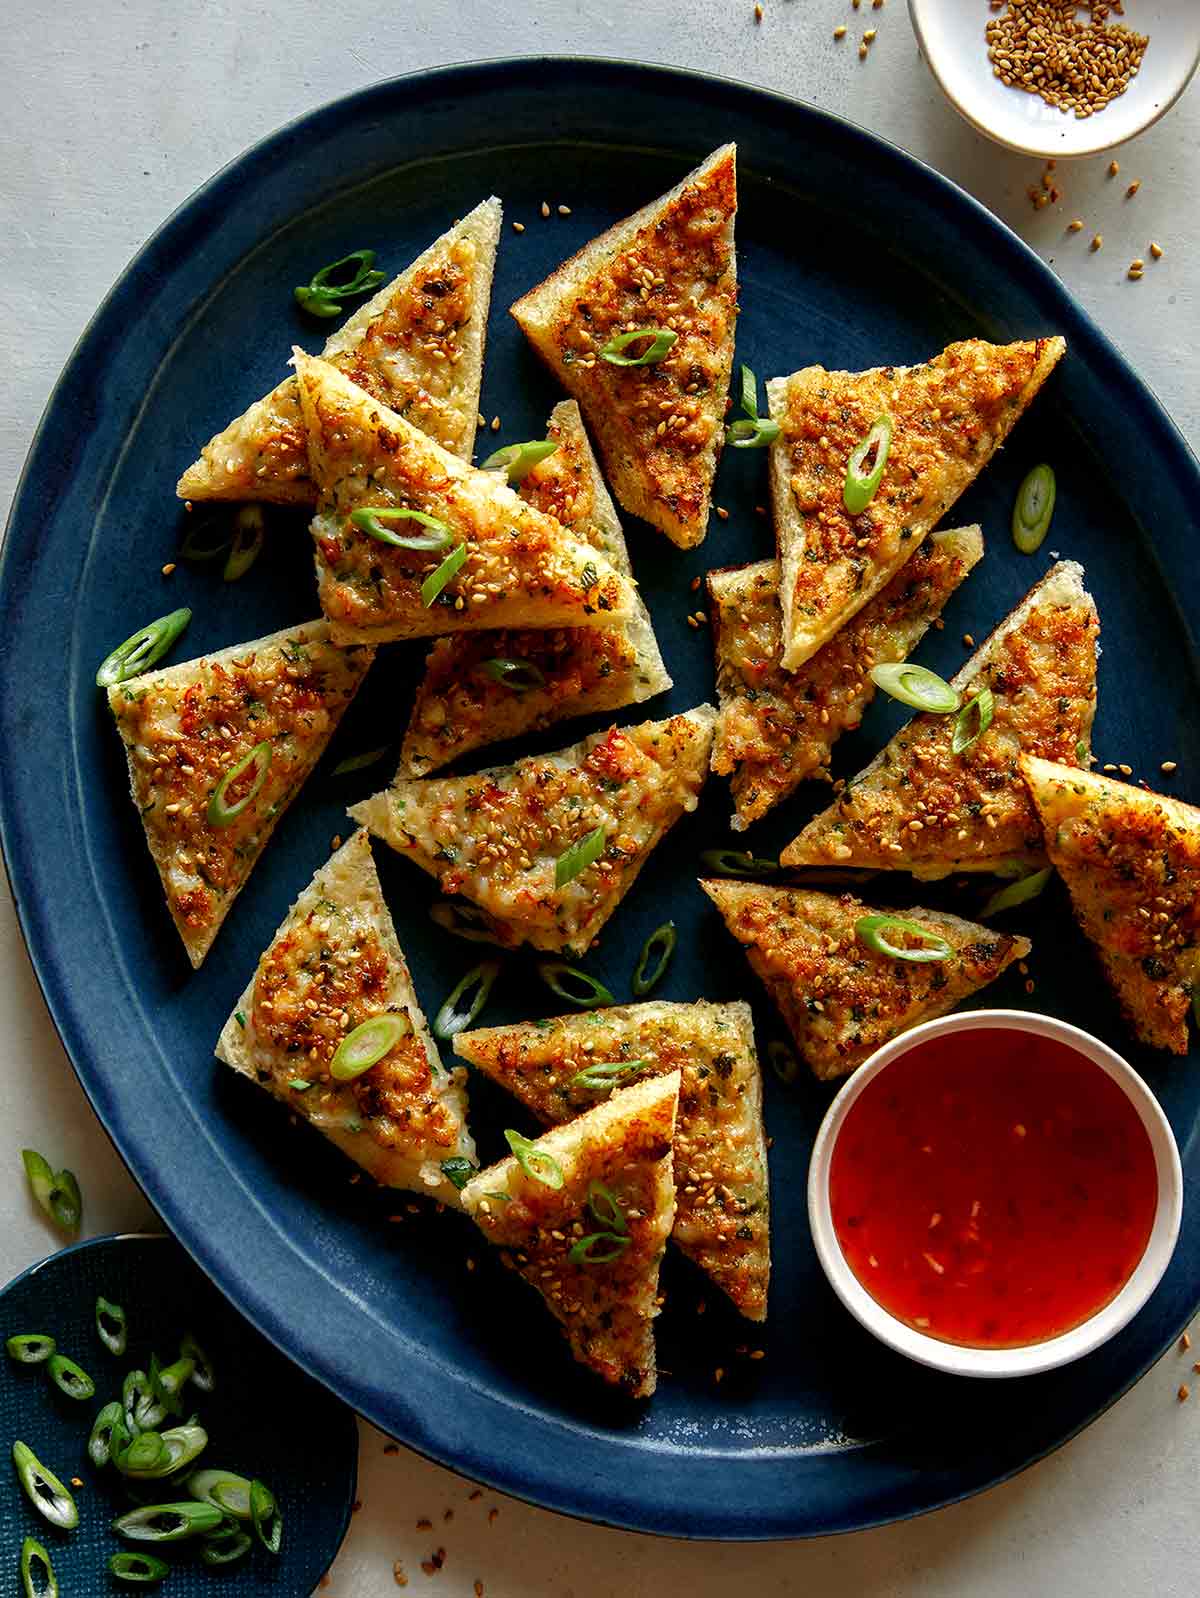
[2,2,1197,1593]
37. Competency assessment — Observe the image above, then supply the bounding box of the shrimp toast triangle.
[701,881,1029,1081]
[215,831,475,1203]
[510,145,737,548]
[460,1071,680,1397]
[107,619,373,967]
[767,335,1065,669]
[1022,757,1200,1054]
[295,355,636,644]
[177,197,502,503]
[350,707,716,957]
[455,1000,769,1321]
[781,561,1098,879]
[399,399,670,776]
[709,525,982,830]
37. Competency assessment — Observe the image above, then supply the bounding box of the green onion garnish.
[504,1130,565,1190]
[698,849,778,879]
[1012,463,1056,554]
[107,1550,171,1583]
[538,961,615,1010]
[868,662,960,714]
[855,913,952,963]
[6,1334,55,1364]
[19,1536,57,1598]
[568,1232,631,1265]
[287,1078,311,1092]
[121,1423,207,1480]
[952,687,995,755]
[440,1157,477,1191]
[187,1468,254,1520]
[632,922,676,995]
[119,1430,170,1476]
[434,960,501,1040]
[477,657,547,693]
[123,1368,166,1434]
[21,1150,81,1232]
[201,1528,254,1566]
[330,1013,411,1081]
[234,1011,247,1029]
[47,1353,95,1401]
[96,1296,128,1357]
[112,1500,224,1543]
[96,609,192,688]
[179,1333,214,1394]
[11,1441,78,1530]
[569,1059,646,1092]
[350,506,455,552]
[726,364,780,449]
[844,415,894,515]
[89,1401,127,1468]
[223,505,264,582]
[599,327,678,366]
[206,741,272,828]
[430,899,505,946]
[332,746,389,776]
[421,542,468,607]
[250,1478,282,1554]
[767,1040,800,1085]
[294,249,385,317]
[154,1355,195,1412]
[179,519,232,564]
[480,439,559,482]
[980,867,1053,918]
[586,1179,627,1234]
[555,825,606,889]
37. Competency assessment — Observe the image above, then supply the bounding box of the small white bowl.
[807,1009,1182,1378]
[908,0,1200,159]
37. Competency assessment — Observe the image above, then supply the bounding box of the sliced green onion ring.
[980,867,1053,919]
[206,740,272,827]
[89,1401,126,1468]
[202,1529,254,1566]
[12,1441,79,1530]
[330,1012,412,1081]
[952,686,995,755]
[855,913,952,963]
[6,1334,55,1365]
[187,1468,253,1520]
[556,825,606,888]
[477,657,547,692]
[844,414,894,515]
[21,1151,81,1232]
[250,1478,282,1554]
[570,1058,646,1092]
[96,1295,128,1356]
[223,505,264,581]
[726,415,781,448]
[538,961,616,1011]
[19,1537,58,1598]
[504,1130,565,1190]
[124,1369,166,1435]
[179,519,232,564]
[599,327,677,366]
[107,1550,170,1583]
[421,542,468,607]
[1012,463,1056,554]
[434,960,501,1040]
[480,439,559,482]
[350,506,455,552]
[632,922,676,995]
[295,249,385,316]
[586,1179,627,1234]
[868,662,960,714]
[96,609,192,688]
[698,848,779,880]
[332,746,388,776]
[767,1040,800,1086]
[122,1424,207,1480]
[47,1353,95,1402]
[568,1232,631,1265]
[119,1431,170,1476]
[155,1355,194,1410]
[440,1156,477,1191]
[179,1333,215,1394]
[430,899,506,946]
[112,1500,224,1542]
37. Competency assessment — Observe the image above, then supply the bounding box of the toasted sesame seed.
[863,28,877,42]
[1182,1332,1192,1352]
[161,561,176,576]
[490,416,501,432]
[716,505,730,520]
[1108,160,1120,177]
[558,204,571,216]
[754,1,763,19]
[1130,257,1145,271]
[1118,763,1133,776]
[1150,241,1164,259]
[1069,219,1084,232]
[858,42,868,58]
[512,221,525,233]
[1179,1383,1191,1402]
[1161,761,1178,775]
[1126,179,1141,197]
[985,2,1149,116]
[1090,234,1103,251]
[963,633,975,647]
[834,24,847,38]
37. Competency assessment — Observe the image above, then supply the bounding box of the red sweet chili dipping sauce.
[829,1028,1158,1348]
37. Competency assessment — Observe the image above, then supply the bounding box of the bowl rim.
[907,0,1200,160]
[807,1008,1184,1378]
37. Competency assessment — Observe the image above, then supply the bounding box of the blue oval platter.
[1,59,1198,1541]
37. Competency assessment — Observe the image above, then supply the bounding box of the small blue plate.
[0,1235,356,1591]
[1,59,1198,1541]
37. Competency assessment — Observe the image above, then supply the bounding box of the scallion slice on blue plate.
[434,961,501,1040]
[980,868,1053,919]
[1012,463,1056,553]
[111,1500,224,1543]
[538,961,615,1011]
[96,1295,128,1356]
[95,609,192,689]
[47,1352,94,1401]
[223,505,264,581]
[632,922,676,996]
[19,1537,58,1598]
[250,1478,282,1554]
[6,1334,55,1364]
[12,1441,79,1530]
[108,1549,171,1583]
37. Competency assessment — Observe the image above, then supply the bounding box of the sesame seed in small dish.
[908,0,1200,159]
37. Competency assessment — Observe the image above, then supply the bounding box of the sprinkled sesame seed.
[1108,160,1120,177]
[834,23,847,37]
[512,221,525,233]
[1118,763,1133,776]
[490,416,501,432]
[1161,761,1178,775]
[540,201,551,218]
[863,28,877,42]
[1126,179,1141,197]
[716,505,730,520]
[1150,241,1164,259]
[1179,1383,1191,1402]
[161,562,176,576]
[558,204,571,216]
[1128,266,1144,280]
[1090,234,1103,251]
[1182,1332,1192,1352]
[1069,219,1084,232]
[754,1,763,19]
[963,633,975,647]
[858,41,868,58]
